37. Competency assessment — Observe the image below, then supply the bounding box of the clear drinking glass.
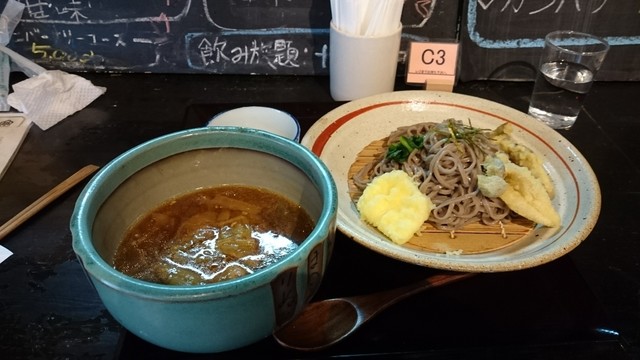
[528,30,609,130]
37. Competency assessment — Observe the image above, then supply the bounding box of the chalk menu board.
[459,0,640,81]
[3,0,460,75]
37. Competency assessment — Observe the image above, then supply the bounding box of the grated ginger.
[356,170,434,244]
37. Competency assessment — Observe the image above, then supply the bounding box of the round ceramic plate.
[301,90,601,272]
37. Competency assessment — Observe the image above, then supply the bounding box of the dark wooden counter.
[0,74,638,359]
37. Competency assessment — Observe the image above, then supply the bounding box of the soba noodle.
[352,119,513,230]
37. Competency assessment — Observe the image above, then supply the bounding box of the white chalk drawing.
[467,0,640,48]
[4,0,440,73]
[20,0,191,24]
[409,0,437,28]
[476,0,608,14]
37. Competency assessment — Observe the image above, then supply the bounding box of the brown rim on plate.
[301,90,600,272]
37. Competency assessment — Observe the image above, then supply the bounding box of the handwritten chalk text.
[31,42,98,63]
[193,35,304,70]
[477,0,609,15]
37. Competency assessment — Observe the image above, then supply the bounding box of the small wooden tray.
[347,138,534,254]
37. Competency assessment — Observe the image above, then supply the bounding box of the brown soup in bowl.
[113,185,315,285]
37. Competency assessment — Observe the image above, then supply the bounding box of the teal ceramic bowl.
[71,127,337,353]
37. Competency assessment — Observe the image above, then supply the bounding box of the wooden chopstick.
[0,164,100,242]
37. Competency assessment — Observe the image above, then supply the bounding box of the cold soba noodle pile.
[350,119,559,252]
[354,120,510,230]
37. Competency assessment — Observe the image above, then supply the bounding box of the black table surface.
[0,74,638,359]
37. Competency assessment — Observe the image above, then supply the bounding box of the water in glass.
[528,60,594,130]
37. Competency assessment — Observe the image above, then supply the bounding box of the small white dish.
[207,106,301,142]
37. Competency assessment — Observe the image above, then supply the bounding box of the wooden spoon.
[273,272,474,351]
[0,164,99,241]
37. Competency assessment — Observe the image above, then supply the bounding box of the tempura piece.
[477,156,509,198]
[492,123,555,198]
[477,174,508,198]
[499,161,560,228]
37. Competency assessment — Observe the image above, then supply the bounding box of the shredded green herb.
[438,118,487,140]
[385,135,424,163]
[385,119,491,163]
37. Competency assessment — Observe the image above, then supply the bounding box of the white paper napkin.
[7,70,106,130]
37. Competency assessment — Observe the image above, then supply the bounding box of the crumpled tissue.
[0,0,106,131]
[7,70,106,131]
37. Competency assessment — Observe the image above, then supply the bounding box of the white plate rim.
[301,90,601,272]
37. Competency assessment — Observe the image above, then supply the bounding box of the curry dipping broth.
[113,185,315,285]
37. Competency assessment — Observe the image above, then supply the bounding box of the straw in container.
[328,0,405,101]
[330,0,404,36]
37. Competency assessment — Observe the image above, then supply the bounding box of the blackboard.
[459,0,640,81]
[3,0,461,75]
